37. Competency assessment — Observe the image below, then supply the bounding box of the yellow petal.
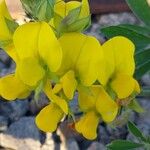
[102,36,135,79]
[79,0,90,18]
[58,33,103,86]
[66,1,81,15]
[0,74,30,100]
[75,111,100,140]
[0,0,12,41]
[13,22,41,59]
[60,70,77,100]
[96,87,118,123]
[76,35,103,86]
[35,103,64,132]
[38,22,62,72]
[4,44,19,63]
[54,0,66,18]
[54,0,80,18]
[78,85,101,112]
[110,73,135,99]
[44,82,68,114]
[52,83,62,94]
[17,57,45,86]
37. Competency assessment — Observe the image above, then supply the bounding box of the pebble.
[0,116,8,132]
[0,99,29,122]
[87,142,106,150]
[0,117,41,150]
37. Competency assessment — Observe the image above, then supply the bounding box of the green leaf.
[5,18,19,34]
[21,0,55,22]
[101,25,150,51]
[107,140,144,150]
[126,0,150,26]
[135,48,150,66]
[119,24,150,36]
[135,48,150,79]
[36,0,55,22]
[128,99,145,113]
[128,121,147,142]
[135,60,150,79]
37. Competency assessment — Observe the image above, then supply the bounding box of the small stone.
[41,133,55,150]
[29,93,49,115]
[0,117,41,150]
[65,139,79,150]
[98,125,110,144]
[0,116,8,132]
[98,12,139,27]
[136,99,150,136]
[87,142,106,150]
[141,73,150,86]
[0,99,29,122]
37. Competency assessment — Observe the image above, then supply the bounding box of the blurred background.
[0,0,150,150]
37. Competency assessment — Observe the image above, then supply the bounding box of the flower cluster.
[0,0,140,140]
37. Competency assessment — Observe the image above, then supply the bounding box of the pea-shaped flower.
[75,85,118,140]
[98,36,140,100]
[0,20,69,132]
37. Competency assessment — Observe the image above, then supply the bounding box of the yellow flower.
[0,22,62,100]
[98,36,140,99]
[49,32,103,101]
[75,85,118,140]
[36,81,68,132]
[57,32,103,86]
[51,0,90,32]
[0,21,68,132]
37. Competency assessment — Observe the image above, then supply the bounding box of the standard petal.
[75,111,100,140]
[38,22,62,72]
[60,70,77,100]
[76,35,103,86]
[96,87,118,123]
[58,33,103,86]
[0,0,12,41]
[0,74,30,100]
[35,103,64,132]
[102,36,135,77]
[13,22,41,59]
[110,73,135,99]
[17,57,45,86]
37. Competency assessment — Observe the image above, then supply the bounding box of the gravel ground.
[0,12,150,150]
